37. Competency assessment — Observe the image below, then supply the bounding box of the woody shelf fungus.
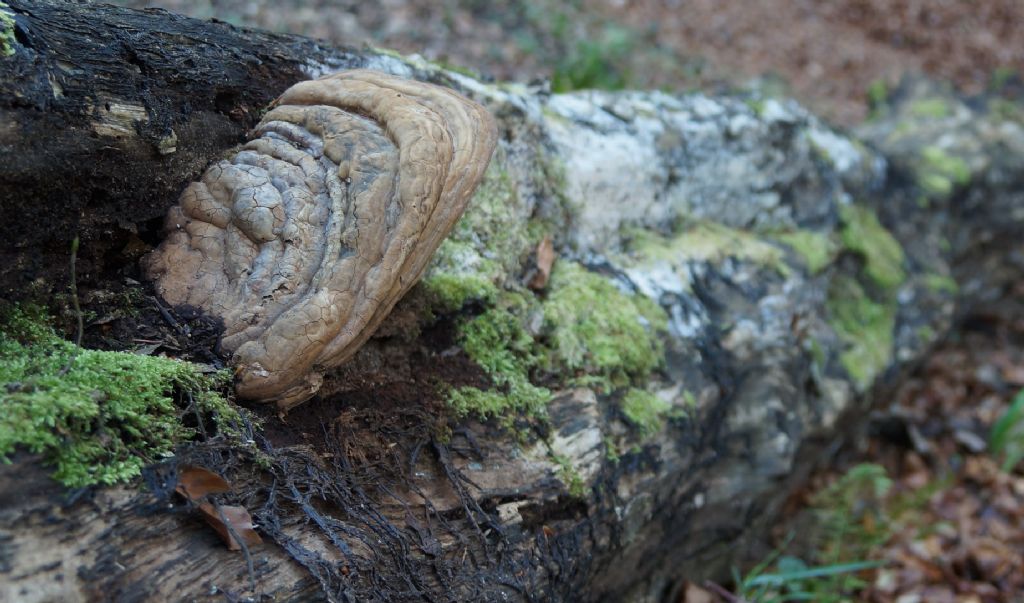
[144,70,498,409]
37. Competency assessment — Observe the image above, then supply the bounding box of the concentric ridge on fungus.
[143,70,498,409]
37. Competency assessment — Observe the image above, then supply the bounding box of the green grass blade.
[745,559,885,586]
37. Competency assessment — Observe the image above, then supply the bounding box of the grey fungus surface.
[144,70,498,409]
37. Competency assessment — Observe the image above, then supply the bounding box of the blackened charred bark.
[0,0,362,299]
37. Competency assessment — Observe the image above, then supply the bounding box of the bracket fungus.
[144,70,498,409]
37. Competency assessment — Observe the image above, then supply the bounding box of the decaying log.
[2,2,1023,603]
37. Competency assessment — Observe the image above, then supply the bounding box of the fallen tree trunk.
[2,2,1023,602]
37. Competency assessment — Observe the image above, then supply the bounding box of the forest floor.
[736,288,1024,603]
[109,1,1024,600]
[112,0,1024,126]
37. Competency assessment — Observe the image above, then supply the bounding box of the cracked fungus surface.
[144,70,497,409]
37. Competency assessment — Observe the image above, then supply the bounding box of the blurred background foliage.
[109,0,1024,125]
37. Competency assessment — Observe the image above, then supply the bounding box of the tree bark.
[2,3,1023,603]
[0,0,363,298]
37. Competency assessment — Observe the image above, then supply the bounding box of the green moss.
[603,435,621,463]
[833,198,906,382]
[370,46,406,61]
[627,222,791,283]
[429,153,570,428]
[541,262,668,391]
[0,2,14,58]
[923,273,959,295]
[774,230,836,274]
[919,172,955,197]
[444,260,672,431]
[421,273,498,314]
[440,159,531,280]
[916,325,937,344]
[620,388,671,437]
[459,305,535,380]
[444,257,672,425]
[917,146,971,197]
[432,58,480,79]
[423,158,537,322]
[446,382,544,421]
[826,276,896,389]
[745,97,767,118]
[839,204,906,291]
[550,452,587,498]
[866,79,889,119]
[462,164,527,270]
[447,305,550,426]
[430,239,499,278]
[908,98,951,119]
[682,389,697,408]
[0,306,242,487]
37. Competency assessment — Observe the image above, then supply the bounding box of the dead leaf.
[132,342,162,356]
[175,465,231,500]
[527,236,556,290]
[916,585,956,603]
[174,467,261,551]
[198,502,263,551]
[1001,364,1024,386]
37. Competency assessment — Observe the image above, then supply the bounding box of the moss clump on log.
[0,305,243,487]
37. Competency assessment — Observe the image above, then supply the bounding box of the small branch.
[703,580,745,603]
[216,503,257,594]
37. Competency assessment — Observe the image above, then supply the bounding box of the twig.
[703,580,745,603]
[58,237,82,376]
[188,391,208,437]
[216,503,257,594]
[151,295,182,332]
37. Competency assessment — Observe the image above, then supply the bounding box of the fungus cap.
[144,70,498,409]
